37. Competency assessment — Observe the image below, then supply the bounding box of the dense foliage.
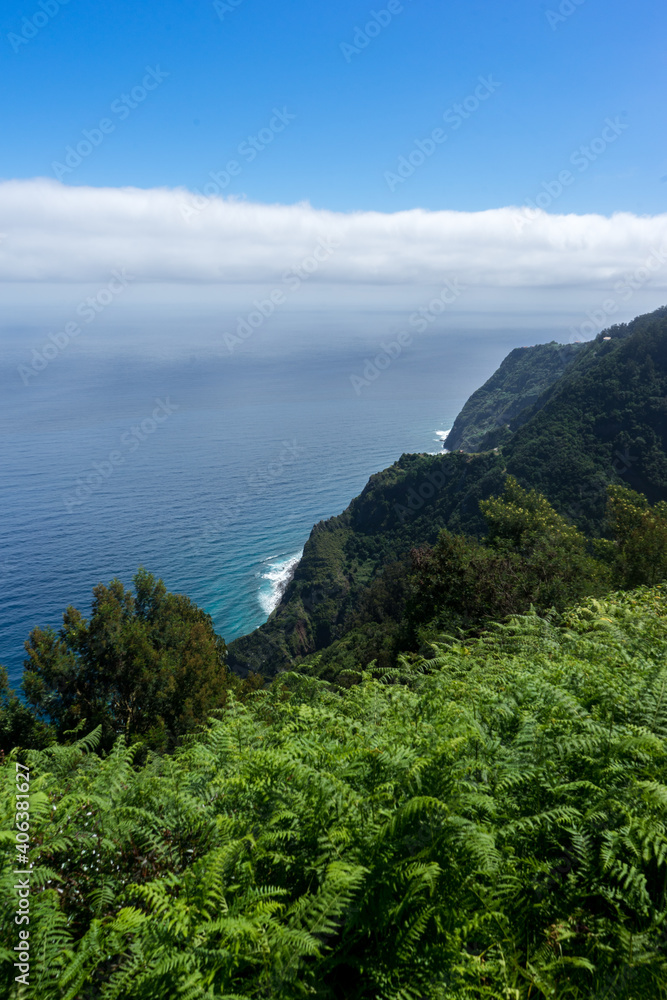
[21,569,230,752]
[288,481,667,683]
[505,308,667,533]
[3,305,667,996]
[0,666,53,754]
[3,586,667,998]
[227,450,504,676]
[607,484,667,589]
[230,308,667,677]
[443,340,584,452]
[405,477,609,643]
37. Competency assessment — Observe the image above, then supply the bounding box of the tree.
[480,475,611,609]
[404,477,611,647]
[607,484,667,588]
[0,665,53,754]
[22,568,229,750]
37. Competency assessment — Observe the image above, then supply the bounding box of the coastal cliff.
[228,307,667,678]
[443,340,584,452]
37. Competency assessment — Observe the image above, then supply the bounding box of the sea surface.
[0,330,527,687]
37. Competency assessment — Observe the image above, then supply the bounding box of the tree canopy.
[21,568,229,751]
[3,586,667,998]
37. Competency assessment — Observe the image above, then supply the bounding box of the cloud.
[1,178,667,290]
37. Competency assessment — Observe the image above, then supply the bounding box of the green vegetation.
[2,480,667,996]
[227,450,506,676]
[0,666,53,754]
[443,339,585,452]
[607,484,667,589]
[296,481,667,683]
[21,569,230,753]
[229,307,667,677]
[504,309,667,534]
[403,476,611,648]
[3,586,667,998]
[3,306,667,996]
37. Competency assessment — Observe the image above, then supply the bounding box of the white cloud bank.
[1,178,667,290]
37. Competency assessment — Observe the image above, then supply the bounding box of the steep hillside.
[9,587,667,999]
[228,450,506,675]
[443,340,584,452]
[228,307,667,677]
[504,308,667,531]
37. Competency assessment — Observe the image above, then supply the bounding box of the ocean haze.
[1,327,532,688]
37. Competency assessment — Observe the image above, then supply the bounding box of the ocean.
[0,328,527,687]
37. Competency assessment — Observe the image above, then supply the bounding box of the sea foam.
[258,551,303,615]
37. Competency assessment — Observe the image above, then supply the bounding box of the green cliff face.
[227,450,507,675]
[443,340,585,452]
[503,308,667,531]
[228,306,667,677]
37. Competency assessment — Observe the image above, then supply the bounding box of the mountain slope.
[504,309,667,529]
[228,450,506,675]
[11,587,667,999]
[228,306,667,677]
[443,340,584,452]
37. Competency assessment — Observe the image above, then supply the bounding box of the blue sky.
[2,0,666,215]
